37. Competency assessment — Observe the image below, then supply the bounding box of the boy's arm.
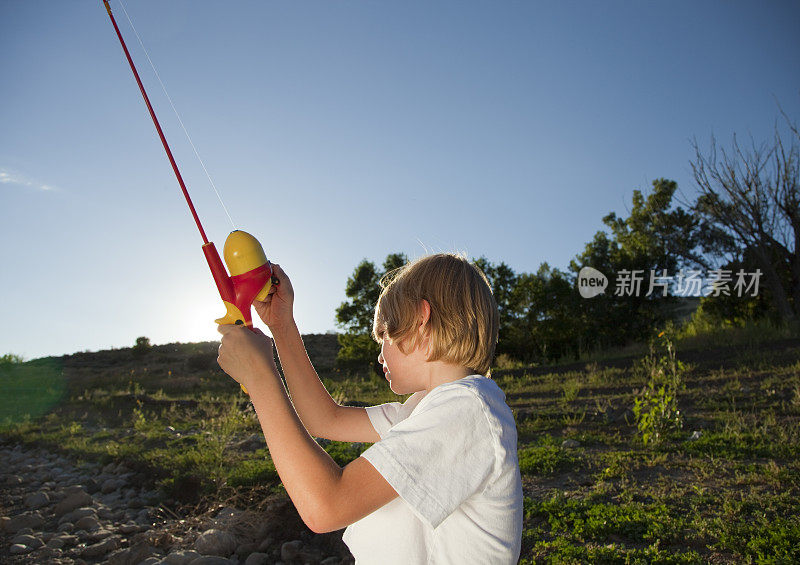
[272,321,380,443]
[254,265,379,443]
[249,375,398,533]
[217,326,396,533]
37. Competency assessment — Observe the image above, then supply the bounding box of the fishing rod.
[101,1,277,350]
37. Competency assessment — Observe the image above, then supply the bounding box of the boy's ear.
[418,299,432,358]
[418,299,431,331]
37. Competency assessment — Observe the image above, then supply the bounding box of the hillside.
[1,331,799,563]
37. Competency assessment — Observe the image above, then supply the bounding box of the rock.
[36,546,61,560]
[106,541,161,565]
[85,528,114,543]
[138,558,161,565]
[24,491,50,509]
[59,521,74,533]
[561,439,580,448]
[162,550,202,565]
[101,478,121,494]
[9,543,33,555]
[187,557,236,565]
[256,537,273,552]
[57,534,79,546]
[80,535,121,558]
[12,533,44,549]
[236,542,258,558]
[244,553,269,565]
[320,557,340,565]
[689,430,703,441]
[54,490,93,516]
[74,515,101,531]
[60,506,97,525]
[136,508,152,523]
[213,506,242,525]
[1,516,10,531]
[281,540,304,561]
[63,484,88,496]
[47,537,66,549]
[120,522,143,534]
[194,529,237,557]
[6,511,45,533]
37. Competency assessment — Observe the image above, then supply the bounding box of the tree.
[570,179,708,350]
[335,253,407,373]
[132,336,151,357]
[690,115,800,324]
[473,258,519,356]
[507,264,579,362]
[475,258,581,363]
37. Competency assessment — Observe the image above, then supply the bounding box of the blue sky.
[2,1,799,360]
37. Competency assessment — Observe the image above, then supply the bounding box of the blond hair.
[372,253,499,376]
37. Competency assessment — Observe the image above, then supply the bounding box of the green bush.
[0,353,25,367]
[632,329,684,446]
[518,437,579,476]
[228,457,278,487]
[133,336,152,357]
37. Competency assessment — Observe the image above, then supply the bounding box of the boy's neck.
[422,361,472,394]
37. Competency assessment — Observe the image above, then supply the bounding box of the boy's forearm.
[247,365,342,531]
[271,321,339,436]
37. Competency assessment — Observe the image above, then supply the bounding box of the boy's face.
[378,335,427,395]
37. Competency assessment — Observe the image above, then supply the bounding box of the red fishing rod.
[102,0,276,343]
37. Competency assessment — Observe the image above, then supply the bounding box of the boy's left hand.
[217,325,279,390]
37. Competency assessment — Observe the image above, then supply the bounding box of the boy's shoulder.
[420,375,510,422]
[432,374,506,402]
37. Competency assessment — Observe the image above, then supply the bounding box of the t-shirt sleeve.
[360,388,497,529]
[365,392,425,438]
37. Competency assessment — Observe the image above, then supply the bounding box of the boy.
[217,254,523,564]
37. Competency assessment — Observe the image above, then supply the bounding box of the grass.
[1,325,799,563]
[0,357,65,424]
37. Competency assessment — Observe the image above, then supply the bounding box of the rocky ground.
[1,442,355,565]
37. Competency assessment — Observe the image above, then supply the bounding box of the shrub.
[0,353,24,368]
[632,328,684,446]
[133,336,152,357]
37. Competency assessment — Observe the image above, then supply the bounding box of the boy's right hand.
[253,264,295,332]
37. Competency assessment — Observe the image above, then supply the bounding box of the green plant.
[133,336,152,357]
[0,353,25,367]
[494,353,524,370]
[561,375,581,405]
[632,329,684,446]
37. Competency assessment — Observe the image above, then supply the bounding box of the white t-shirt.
[342,374,523,564]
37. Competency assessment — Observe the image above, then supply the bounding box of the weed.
[518,436,580,476]
[494,353,524,370]
[561,376,581,405]
[632,330,684,446]
[227,457,278,487]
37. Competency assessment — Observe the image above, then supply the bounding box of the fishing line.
[116,0,236,229]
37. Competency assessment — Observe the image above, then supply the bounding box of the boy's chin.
[388,380,420,396]
[387,380,406,395]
